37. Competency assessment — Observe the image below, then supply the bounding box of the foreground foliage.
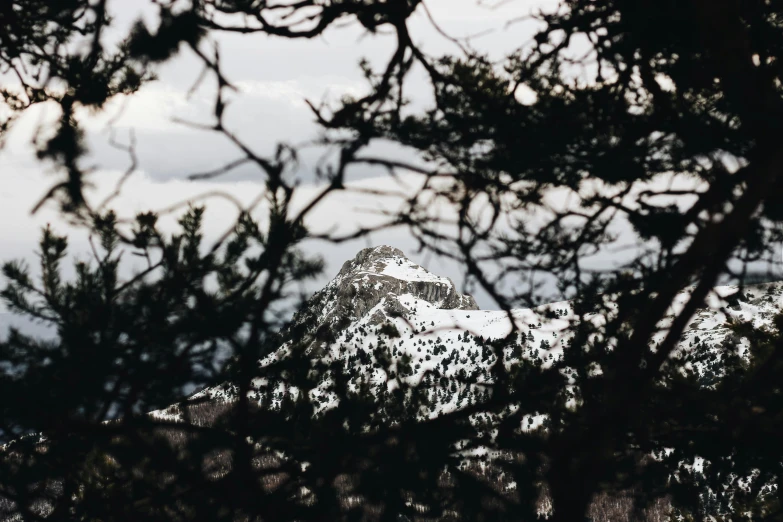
[3,0,783,520]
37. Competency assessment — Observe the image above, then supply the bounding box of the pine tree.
[4,1,783,520]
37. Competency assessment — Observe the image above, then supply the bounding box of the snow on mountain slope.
[660,283,783,383]
[155,246,783,423]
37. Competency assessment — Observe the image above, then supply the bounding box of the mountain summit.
[300,245,477,334]
[334,245,476,312]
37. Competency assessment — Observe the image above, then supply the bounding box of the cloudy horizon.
[0,0,563,322]
[1,0,779,328]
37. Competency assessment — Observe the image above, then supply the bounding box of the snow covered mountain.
[154,245,783,424]
[7,246,783,521]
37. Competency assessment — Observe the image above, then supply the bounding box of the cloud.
[0,161,493,313]
[0,148,722,317]
[1,0,712,320]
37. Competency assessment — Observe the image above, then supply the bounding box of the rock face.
[291,246,478,343]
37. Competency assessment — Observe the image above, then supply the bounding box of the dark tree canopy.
[2,0,783,521]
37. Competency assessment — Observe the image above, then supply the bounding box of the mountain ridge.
[155,246,783,423]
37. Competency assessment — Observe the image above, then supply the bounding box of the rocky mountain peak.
[327,245,478,316]
[288,246,478,349]
[336,245,407,278]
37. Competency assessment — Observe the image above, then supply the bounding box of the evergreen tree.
[3,1,783,520]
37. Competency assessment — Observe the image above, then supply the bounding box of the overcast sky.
[6,0,756,336]
[1,0,572,323]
